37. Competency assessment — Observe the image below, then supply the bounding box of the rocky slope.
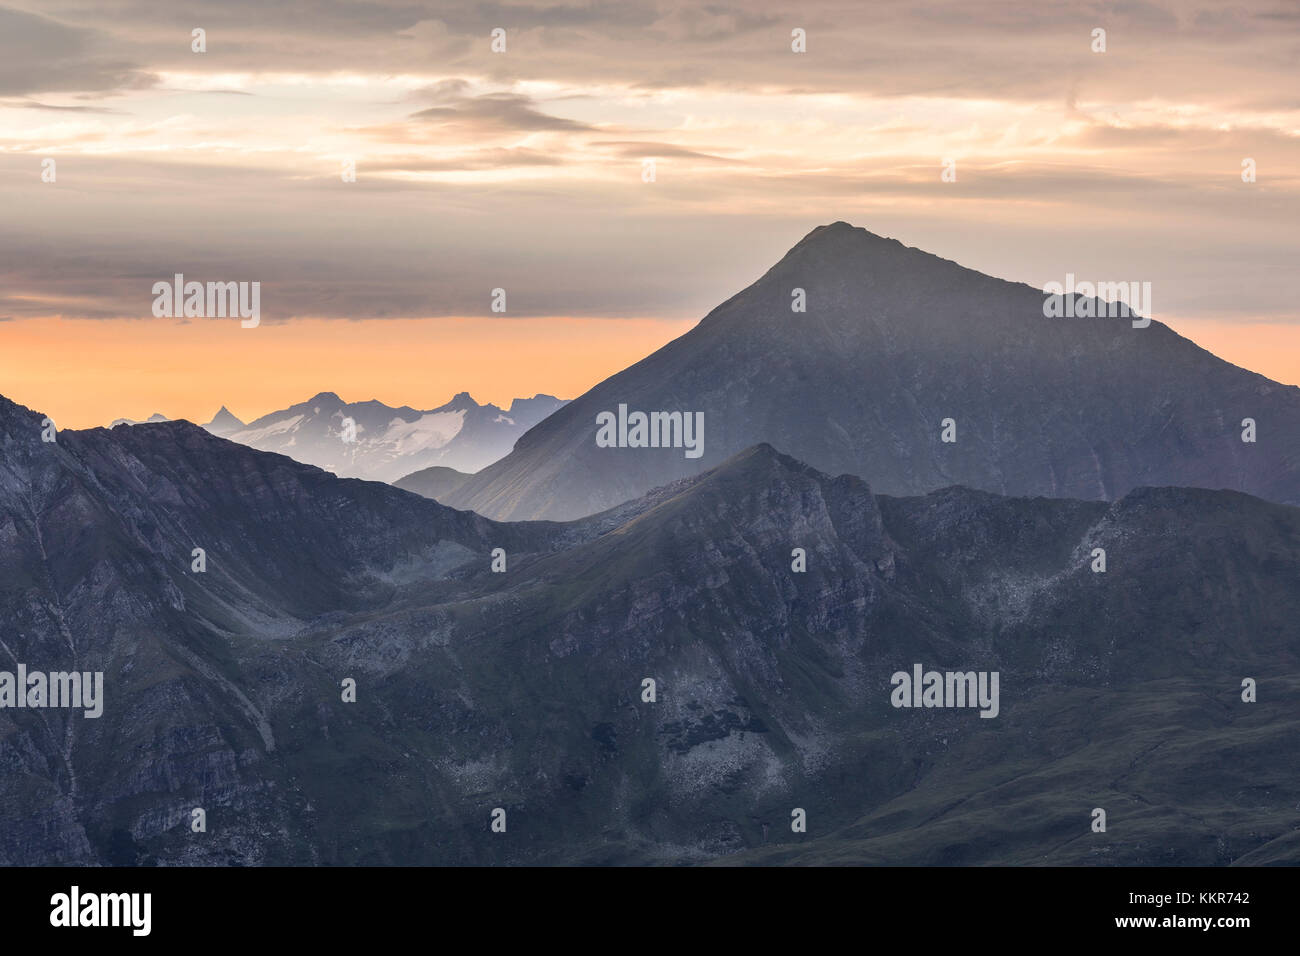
[0,397,1294,865]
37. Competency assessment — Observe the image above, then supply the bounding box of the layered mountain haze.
[446,222,1300,521]
[204,391,567,483]
[0,395,1294,865]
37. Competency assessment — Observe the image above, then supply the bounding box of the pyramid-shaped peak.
[203,406,245,430]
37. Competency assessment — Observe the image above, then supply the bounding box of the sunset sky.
[1,0,1297,428]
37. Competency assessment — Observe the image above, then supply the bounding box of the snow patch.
[380,409,467,454]
[230,414,305,443]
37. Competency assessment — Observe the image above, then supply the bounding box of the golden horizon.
[3,314,1299,432]
[0,315,697,430]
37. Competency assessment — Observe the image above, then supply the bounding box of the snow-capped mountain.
[204,391,567,482]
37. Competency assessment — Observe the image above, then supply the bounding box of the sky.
[0,0,1297,427]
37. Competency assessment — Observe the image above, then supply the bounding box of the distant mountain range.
[0,393,1296,865]
[109,412,171,427]
[196,391,567,483]
[445,221,1300,520]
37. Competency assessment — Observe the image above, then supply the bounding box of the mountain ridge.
[1,399,1297,865]
[4,402,1298,864]
[202,390,569,483]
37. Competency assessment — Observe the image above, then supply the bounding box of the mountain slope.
[392,464,472,501]
[446,221,1300,520]
[0,395,554,864]
[1,397,1295,865]
[213,391,567,483]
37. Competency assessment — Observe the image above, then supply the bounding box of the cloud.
[593,140,745,164]
[0,1,1296,327]
[408,91,595,132]
[2,1,1290,108]
[0,7,155,97]
[363,147,562,171]
[5,99,127,113]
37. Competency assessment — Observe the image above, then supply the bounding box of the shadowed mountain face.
[209,391,567,483]
[0,395,554,864]
[393,465,472,502]
[1,398,1295,865]
[446,221,1300,520]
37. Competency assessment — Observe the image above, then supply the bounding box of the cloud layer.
[0,0,1296,323]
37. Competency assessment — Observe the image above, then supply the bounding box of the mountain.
[0,393,553,864]
[109,412,170,427]
[1,396,1295,865]
[392,464,472,501]
[445,221,1300,520]
[201,405,245,436]
[210,391,567,483]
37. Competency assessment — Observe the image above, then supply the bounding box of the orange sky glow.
[1,2,1296,429]
[2,315,1297,430]
[0,316,696,428]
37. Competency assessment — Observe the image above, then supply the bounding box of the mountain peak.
[705,442,861,492]
[809,219,859,237]
[108,413,170,427]
[598,440,884,568]
[787,220,904,259]
[202,405,246,432]
[446,222,1300,521]
[431,391,481,412]
[506,394,566,416]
